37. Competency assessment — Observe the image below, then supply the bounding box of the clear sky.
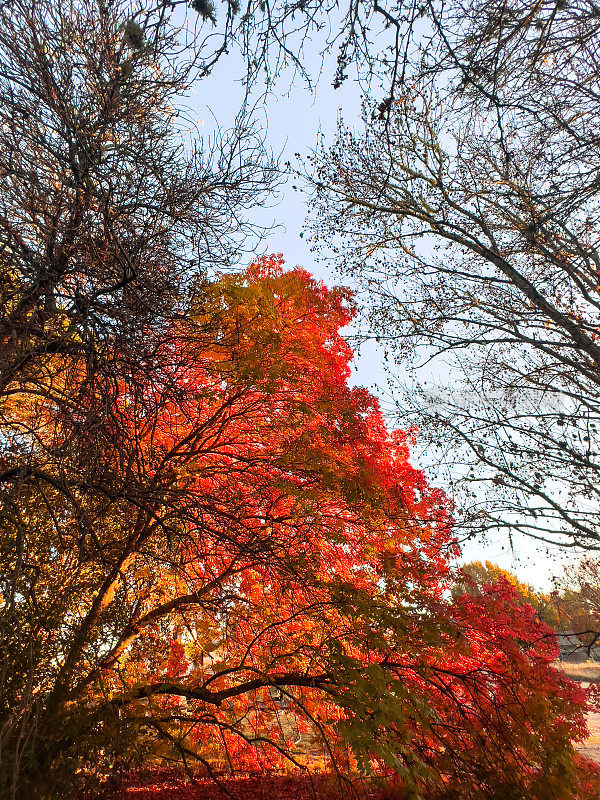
[185,38,580,592]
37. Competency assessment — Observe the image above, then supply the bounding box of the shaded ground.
[579,712,600,764]
[92,773,387,800]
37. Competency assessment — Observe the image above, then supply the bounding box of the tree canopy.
[3,252,598,799]
[1,1,600,799]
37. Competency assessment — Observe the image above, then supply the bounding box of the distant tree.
[308,0,600,550]
[553,557,600,658]
[453,561,561,629]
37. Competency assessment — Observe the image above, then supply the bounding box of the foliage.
[88,771,415,799]
[1,252,597,799]
[87,763,600,800]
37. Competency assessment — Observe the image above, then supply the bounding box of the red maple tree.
[83,257,597,799]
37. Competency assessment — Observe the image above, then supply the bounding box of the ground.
[93,773,387,800]
[560,662,600,763]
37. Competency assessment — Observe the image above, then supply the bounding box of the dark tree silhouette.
[0,0,275,793]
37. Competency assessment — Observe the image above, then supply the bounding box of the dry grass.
[555,661,600,683]
[554,661,600,764]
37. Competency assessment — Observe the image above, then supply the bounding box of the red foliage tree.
[84,257,597,799]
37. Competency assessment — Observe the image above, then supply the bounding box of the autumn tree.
[137,0,600,551]
[550,557,600,658]
[307,0,600,550]
[453,561,562,629]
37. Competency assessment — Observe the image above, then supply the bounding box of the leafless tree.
[306,0,600,550]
